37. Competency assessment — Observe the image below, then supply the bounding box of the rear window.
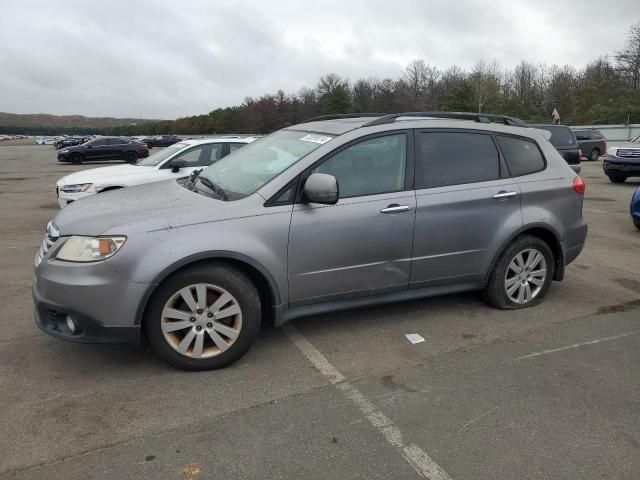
[497,136,545,177]
[533,125,576,147]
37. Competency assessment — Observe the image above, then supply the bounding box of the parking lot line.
[515,331,639,360]
[283,324,452,480]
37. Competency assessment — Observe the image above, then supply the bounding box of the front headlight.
[56,236,126,262]
[60,149,69,153]
[60,183,93,193]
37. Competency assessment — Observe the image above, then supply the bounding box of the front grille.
[35,221,59,267]
[617,149,640,158]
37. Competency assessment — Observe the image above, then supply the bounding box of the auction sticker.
[299,134,333,144]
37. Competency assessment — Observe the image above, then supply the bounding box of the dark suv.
[57,137,149,164]
[573,129,607,161]
[148,135,181,147]
[530,124,581,165]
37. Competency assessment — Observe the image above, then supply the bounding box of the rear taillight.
[573,176,585,195]
[578,148,586,161]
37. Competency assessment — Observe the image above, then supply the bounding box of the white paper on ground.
[405,333,425,344]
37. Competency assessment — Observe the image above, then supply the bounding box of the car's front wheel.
[70,153,83,164]
[608,175,627,183]
[483,235,554,309]
[634,218,640,231]
[143,262,261,370]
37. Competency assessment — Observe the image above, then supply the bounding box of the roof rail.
[362,112,528,127]
[303,113,387,123]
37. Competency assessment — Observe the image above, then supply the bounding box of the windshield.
[199,130,333,198]
[136,142,189,166]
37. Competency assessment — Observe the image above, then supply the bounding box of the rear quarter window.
[496,135,546,177]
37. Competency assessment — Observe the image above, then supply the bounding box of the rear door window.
[574,130,589,140]
[496,135,546,177]
[417,131,500,188]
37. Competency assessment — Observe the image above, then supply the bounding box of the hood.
[53,180,242,236]
[57,164,154,186]
[614,142,640,150]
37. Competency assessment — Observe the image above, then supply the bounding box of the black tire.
[124,151,138,163]
[608,175,627,184]
[143,262,261,370]
[634,219,640,231]
[589,148,600,161]
[70,153,83,165]
[483,235,555,310]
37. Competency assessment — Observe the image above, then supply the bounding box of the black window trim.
[493,132,548,178]
[413,128,506,190]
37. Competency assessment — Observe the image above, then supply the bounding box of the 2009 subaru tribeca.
[33,112,588,370]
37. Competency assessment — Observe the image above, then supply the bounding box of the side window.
[574,131,588,140]
[593,132,604,139]
[91,139,107,146]
[108,138,124,145]
[229,143,245,153]
[311,134,406,198]
[496,135,545,177]
[173,146,207,167]
[208,143,224,163]
[418,132,499,188]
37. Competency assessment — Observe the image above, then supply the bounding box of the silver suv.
[33,113,588,370]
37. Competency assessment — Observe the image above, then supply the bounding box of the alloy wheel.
[504,248,547,304]
[161,283,242,358]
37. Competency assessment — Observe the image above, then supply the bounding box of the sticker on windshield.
[299,134,332,144]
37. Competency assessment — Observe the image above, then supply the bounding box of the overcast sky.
[0,0,637,119]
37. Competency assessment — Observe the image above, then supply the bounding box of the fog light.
[65,315,76,334]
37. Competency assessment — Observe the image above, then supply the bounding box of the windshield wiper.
[195,176,228,200]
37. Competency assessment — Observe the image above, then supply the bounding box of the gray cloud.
[0,0,637,118]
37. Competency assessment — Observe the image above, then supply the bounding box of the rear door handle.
[380,204,411,213]
[492,191,517,200]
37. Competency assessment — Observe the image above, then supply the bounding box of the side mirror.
[570,164,582,174]
[170,159,186,173]
[302,173,339,204]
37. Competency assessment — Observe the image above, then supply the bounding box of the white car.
[55,137,256,208]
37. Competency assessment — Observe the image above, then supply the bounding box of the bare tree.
[470,60,501,113]
[616,22,640,89]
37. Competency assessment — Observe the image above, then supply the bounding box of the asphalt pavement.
[1,145,638,479]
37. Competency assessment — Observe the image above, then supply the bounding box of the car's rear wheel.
[589,148,600,161]
[483,235,554,310]
[70,153,83,165]
[124,151,138,163]
[608,175,627,183]
[143,262,261,370]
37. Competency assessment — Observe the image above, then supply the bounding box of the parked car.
[605,135,640,183]
[33,112,587,370]
[57,136,149,164]
[55,137,256,207]
[148,135,181,147]
[632,186,640,230]
[573,129,607,161]
[529,124,581,165]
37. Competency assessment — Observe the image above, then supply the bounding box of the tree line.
[104,23,636,135]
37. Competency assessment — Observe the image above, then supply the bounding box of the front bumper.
[56,188,95,208]
[33,254,150,343]
[604,156,640,176]
[57,152,71,161]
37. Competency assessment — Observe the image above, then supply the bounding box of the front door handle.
[380,204,411,214]
[492,191,517,200]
